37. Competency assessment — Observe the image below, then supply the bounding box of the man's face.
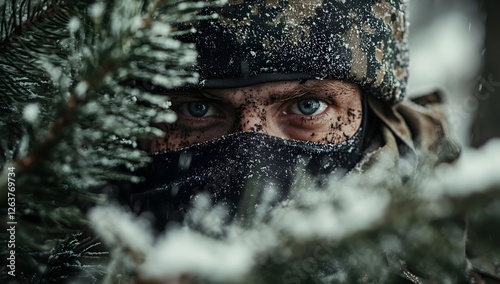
[150,80,363,152]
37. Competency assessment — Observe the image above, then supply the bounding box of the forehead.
[203,80,360,99]
[206,80,301,98]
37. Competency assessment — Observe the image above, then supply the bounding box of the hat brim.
[198,73,320,89]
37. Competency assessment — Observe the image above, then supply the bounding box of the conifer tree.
[0,0,210,281]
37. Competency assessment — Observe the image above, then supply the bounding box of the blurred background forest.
[408,0,500,147]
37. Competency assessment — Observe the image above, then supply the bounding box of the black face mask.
[129,100,367,231]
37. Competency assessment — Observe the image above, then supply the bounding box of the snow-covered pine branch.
[89,141,500,284]
[0,0,210,281]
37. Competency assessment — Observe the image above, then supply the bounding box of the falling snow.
[23,103,40,123]
[68,17,81,32]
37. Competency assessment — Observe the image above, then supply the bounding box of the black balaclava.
[129,95,368,231]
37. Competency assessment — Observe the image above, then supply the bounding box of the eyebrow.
[169,88,307,103]
[166,90,223,101]
[265,81,344,104]
[168,80,345,103]
[199,91,226,101]
[265,86,311,104]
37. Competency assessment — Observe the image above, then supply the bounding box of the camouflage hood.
[182,0,409,104]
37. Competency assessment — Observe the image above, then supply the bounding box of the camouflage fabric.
[367,93,500,283]
[183,0,409,104]
[359,91,460,182]
[361,92,462,283]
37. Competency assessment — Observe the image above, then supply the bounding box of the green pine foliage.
[86,145,500,284]
[0,0,212,281]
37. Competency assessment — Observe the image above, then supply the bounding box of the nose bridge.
[235,105,266,133]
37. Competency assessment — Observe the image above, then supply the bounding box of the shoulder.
[357,91,461,180]
[368,90,461,164]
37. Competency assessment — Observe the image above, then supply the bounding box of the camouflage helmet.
[183,0,409,104]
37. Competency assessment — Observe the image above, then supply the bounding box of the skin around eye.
[153,99,230,150]
[149,80,362,152]
[276,91,360,144]
[172,100,229,134]
[280,98,336,130]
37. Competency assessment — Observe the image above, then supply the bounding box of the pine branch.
[15,63,114,173]
[0,0,75,50]
[37,232,108,283]
[0,0,91,170]
[88,146,500,284]
[1,0,213,281]
[14,0,170,174]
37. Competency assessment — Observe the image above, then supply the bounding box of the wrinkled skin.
[149,80,363,152]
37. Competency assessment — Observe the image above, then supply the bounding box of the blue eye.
[292,99,327,115]
[180,101,216,117]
